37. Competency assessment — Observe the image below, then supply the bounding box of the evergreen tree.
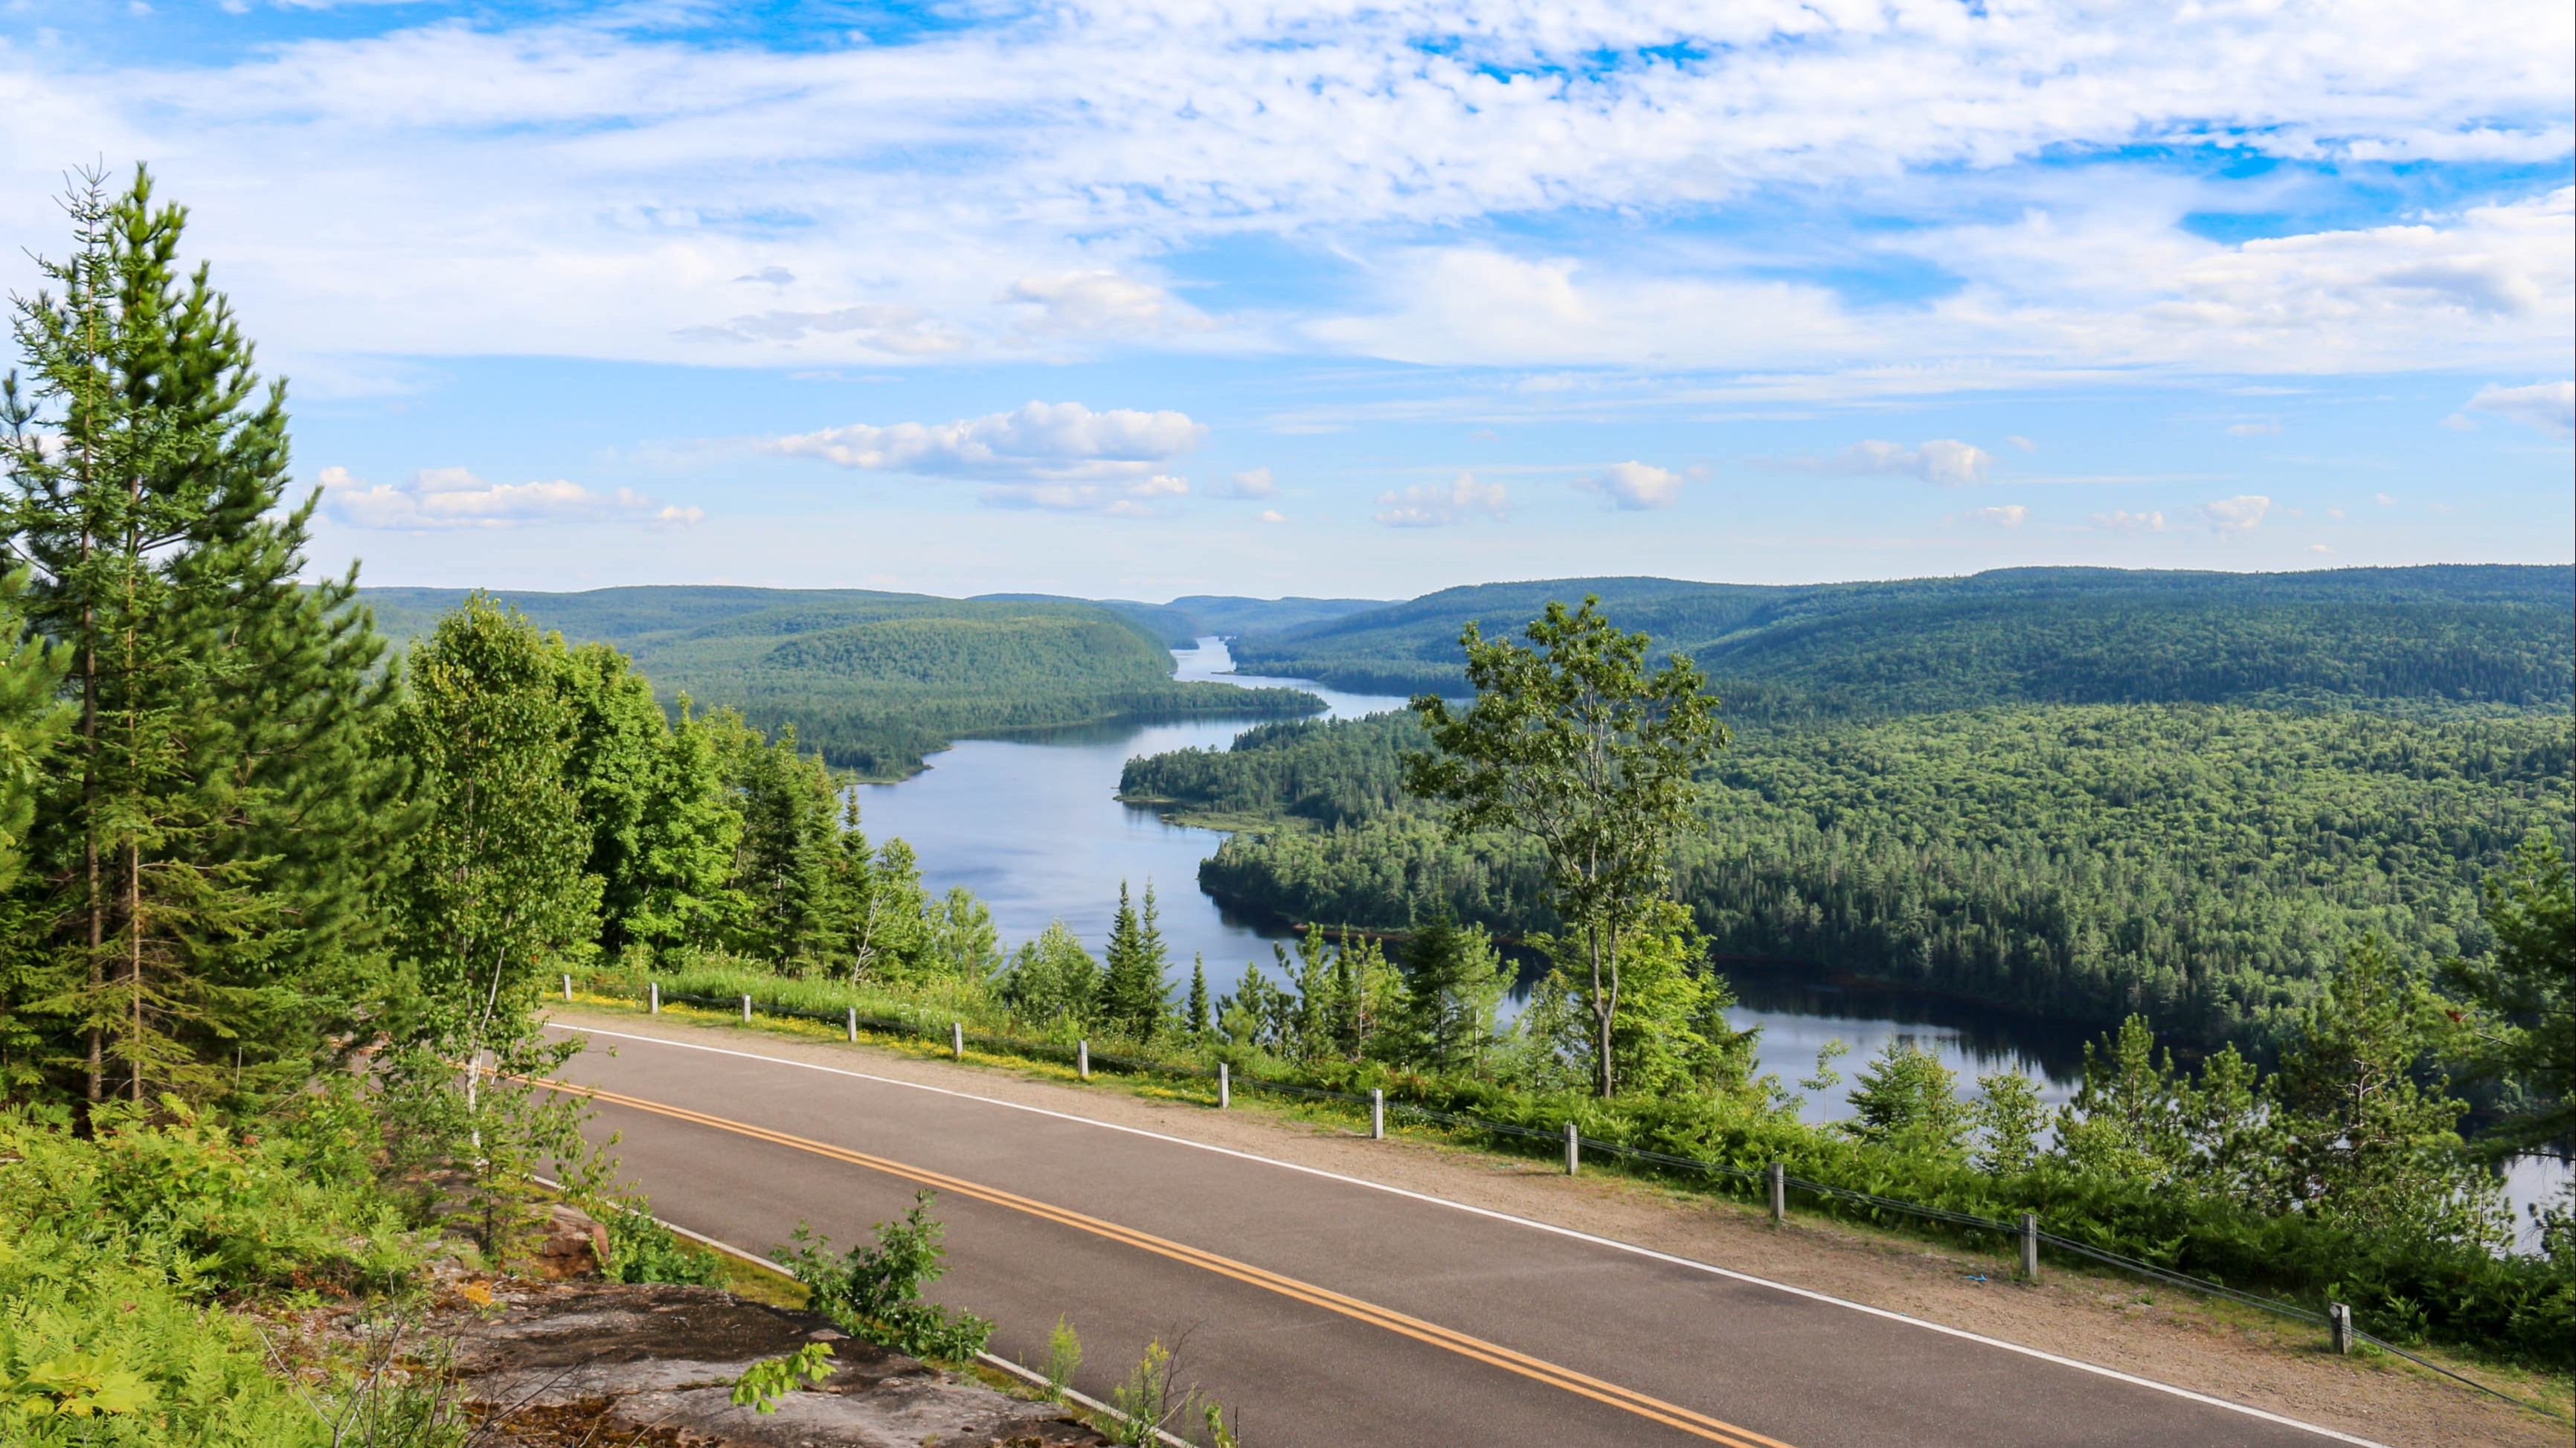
[716,717,842,968]
[1970,1072,2046,1176]
[2438,834,2575,1159]
[1843,1040,1969,1159]
[995,921,1098,1028]
[0,570,70,1093]
[1186,953,1210,1039]
[1393,916,1509,1075]
[1096,881,1168,1040]
[2270,937,2508,1246]
[2,165,402,1107]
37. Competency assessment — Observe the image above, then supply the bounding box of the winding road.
[541,1016,2374,1448]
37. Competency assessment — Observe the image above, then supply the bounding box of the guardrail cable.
[574,979,2566,1422]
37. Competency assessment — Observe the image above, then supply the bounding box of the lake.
[857,637,2566,1245]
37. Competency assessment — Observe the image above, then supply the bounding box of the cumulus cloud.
[2091,509,2165,535]
[1001,271,1204,338]
[1258,509,1286,524]
[1774,440,1994,487]
[2465,380,2575,438]
[2374,492,2399,505]
[762,402,1205,483]
[321,465,699,530]
[1207,467,1277,499]
[2199,495,2273,533]
[1375,473,1507,528]
[1574,461,1686,511]
[2005,436,2037,453]
[1953,505,2028,528]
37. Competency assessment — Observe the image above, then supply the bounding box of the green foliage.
[602,1212,725,1287]
[1843,1041,1971,1159]
[1,165,405,1110]
[1390,917,1511,1075]
[2270,939,2509,1248]
[1041,1316,1082,1400]
[729,1342,835,1414]
[1227,566,2575,708]
[773,1191,995,1363]
[995,923,1099,1031]
[2438,833,2575,1159]
[1096,882,1171,1041]
[362,585,1325,779]
[1152,703,2572,1049]
[1970,1071,2047,1177]
[1105,1339,1182,1446]
[1407,596,1726,1097]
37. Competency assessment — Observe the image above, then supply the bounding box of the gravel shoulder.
[548,1004,2572,1448]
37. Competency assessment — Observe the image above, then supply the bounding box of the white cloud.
[1208,467,1277,499]
[2374,492,2399,505]
[1953,505,2028,528]
[2226,421,2281,436]
[1775,439,1994,487]
[1375,472,1507,528]
[2091,509,2165,535]
[1258,509,1286,524]
[321,464,697,530]
[1575,461,1686,511]
[1001,271,1204,338]
[2307,544,2334,553]
[2199,495,2273,533]
[762,402,1205,483]
[2464,380,2576,439]
[2005,436,2037,453]
[981,473,1190,517]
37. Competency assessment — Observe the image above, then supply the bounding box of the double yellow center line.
[534,1075,1796,1448]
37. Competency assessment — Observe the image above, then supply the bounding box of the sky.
[1,0,2569,602]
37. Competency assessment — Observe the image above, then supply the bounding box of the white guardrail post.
[846,1006,857,1042]
[648,981,659,1014]
[2329,1303,2353,1354]
[951,1021,964,1060]
[1078,1040,1090,1079]
[2020,1212,2040,1281]
[740,994,751,1023]
[562,973,572,1002]
[1564,1122,1579,1175]
[1369,1088,1384,1139]
[1768,1162,1785,1223]
[1217,1062,1230,1109]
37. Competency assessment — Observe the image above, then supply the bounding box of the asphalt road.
[542,1020,2371,1448]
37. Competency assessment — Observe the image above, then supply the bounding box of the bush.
[774,1191,994,1362]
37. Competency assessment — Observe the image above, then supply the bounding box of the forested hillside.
[363,585,1323,776]
[1227,566,2575,709]
[966,591,1384,646]
[1125,705,2575,1048]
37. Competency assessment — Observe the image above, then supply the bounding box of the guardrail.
[563,974,2565,1423]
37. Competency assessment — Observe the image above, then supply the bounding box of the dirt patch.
[554,1006,2572,1448]
[439,1278,1103,1447]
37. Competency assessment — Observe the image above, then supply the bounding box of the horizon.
[4,0,2569,599]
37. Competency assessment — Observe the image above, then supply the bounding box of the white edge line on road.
[553,1019,2389,1448]
[527,1173,1195,1448]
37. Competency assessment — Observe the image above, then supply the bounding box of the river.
[857,637,2566,1245]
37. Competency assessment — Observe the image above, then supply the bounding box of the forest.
[364,585,1324,777]
[1223,566,2576,708]
[1129,704,2572,1049]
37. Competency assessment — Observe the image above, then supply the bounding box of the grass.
[552,988,2576,1426]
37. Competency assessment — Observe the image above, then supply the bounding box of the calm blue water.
[855,638,2568,1245]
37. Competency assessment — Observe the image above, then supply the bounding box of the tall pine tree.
[2,165,402,1107]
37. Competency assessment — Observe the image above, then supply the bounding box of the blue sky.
[3,0,2569,601]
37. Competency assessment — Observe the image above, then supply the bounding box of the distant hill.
[969,593,1388,647]
[1226,565,2576,715]
[359,586,1321,777]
